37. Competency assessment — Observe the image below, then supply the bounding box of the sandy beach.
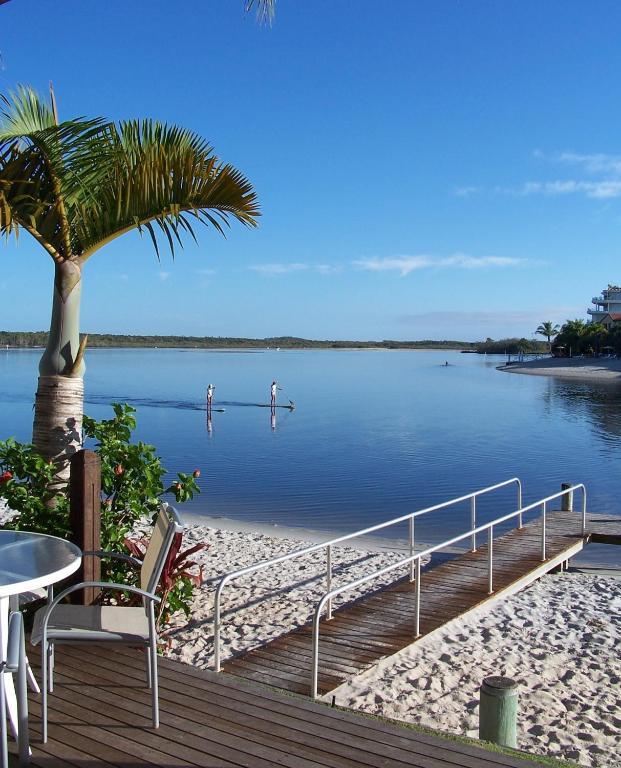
[165,519,621,768]
[498,357,621,382]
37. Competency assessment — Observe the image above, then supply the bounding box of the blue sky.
[1,0,621,341]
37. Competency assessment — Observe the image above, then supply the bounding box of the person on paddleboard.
[270,380,281,407]
[207,384,215,410]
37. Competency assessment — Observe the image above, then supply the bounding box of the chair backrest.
[140,504,184,594]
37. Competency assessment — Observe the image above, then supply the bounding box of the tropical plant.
[555,319,588,356]
[124,532,207,628]
[535,321,560,351]
[0,404,204,621]
[0,87,259,485]
[582,322,608,355]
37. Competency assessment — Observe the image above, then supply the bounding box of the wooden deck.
[222,510,599,696]
[588,512,621,544]
[9,644,547,768]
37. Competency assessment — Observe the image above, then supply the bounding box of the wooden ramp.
[10,644,546,768]
[222,510,602,697]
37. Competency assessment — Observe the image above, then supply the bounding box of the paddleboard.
[256,404,295,409]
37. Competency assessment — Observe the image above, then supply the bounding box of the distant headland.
[0,331,548,353]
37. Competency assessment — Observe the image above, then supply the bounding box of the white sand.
[499,357,621,382]
[165,522,621,768]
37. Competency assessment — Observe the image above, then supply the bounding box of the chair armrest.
[50,581,161,608]
[34,582,161,646]
[83,550,143,568]
[5,612,23,672]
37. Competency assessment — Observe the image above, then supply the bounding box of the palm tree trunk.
[32,260,85,484]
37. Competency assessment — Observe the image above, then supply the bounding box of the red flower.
[193,469,201,478]
[0,471,12,484]
[114,464,124,476]
[174,482,182,492]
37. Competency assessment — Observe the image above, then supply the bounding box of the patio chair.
[31,503,183,743]
[1,611,29,767]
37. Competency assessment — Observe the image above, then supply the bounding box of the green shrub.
[0,403,204,627]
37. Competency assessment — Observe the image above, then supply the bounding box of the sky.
[1,0,621,341]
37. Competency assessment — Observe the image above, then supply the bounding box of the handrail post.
[470,496,477,552]
[487,526,493,594]
[326,545,333,620]
[517,479,523,529]
[581,486,587,536]
[214,583,223,672]
[414,557,421,637]
[311,609,321,698]
[541,501,547,561]
[409,517,415,582]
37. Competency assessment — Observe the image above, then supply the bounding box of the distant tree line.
[474,338,547,355]
[0,331,478,350]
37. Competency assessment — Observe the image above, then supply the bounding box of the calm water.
[2,348,621,564]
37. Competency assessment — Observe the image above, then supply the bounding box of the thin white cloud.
[353,253,524,276]
[398,309,579,327]
[196,268,216,276]
[158,271,171,282]
[316,264,343,275]
[509,180,621,199]
[465,149,621,200]
[249,263,309,275]
[249,263,341,275]
[541,150,621,176]
[453,186,481,197]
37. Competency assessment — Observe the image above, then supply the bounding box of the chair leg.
[149,636,159,728]
[145,648,152,689]
[26,659,40,695]
[16,623,29,765]
[41,641,48,744]
[47,644,54,693]
[0,670,8,768]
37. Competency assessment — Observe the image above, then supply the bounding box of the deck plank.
[9,644,548,768]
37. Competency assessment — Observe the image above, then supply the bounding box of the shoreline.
[498,357,621,382]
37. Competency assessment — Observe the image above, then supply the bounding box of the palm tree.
[535,321,560,351]
[0,86,259,482]
[556,319,587,357]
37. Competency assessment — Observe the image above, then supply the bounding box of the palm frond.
[0,87,117,258]
[72,119,260,261]
[1,89,260,262]
[245,0,275,24]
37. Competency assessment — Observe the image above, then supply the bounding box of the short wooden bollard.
[561,482,573,512]
[479,676,518,748]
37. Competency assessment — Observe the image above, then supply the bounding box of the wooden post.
[69,449,101,605]
[479,676,518,748]
[561,483,573,512]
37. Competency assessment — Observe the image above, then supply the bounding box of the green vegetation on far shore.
[0,331,549,353]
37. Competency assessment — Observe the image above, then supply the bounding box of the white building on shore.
[588,285,621,328]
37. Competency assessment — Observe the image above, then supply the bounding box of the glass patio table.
[0,530,81,751]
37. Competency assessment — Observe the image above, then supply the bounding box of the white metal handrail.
[213,477,522,672]
[310,483,586,697]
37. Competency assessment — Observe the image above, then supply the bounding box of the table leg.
[0,597,18,741]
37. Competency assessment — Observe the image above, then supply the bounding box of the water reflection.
[542,377,621,443]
